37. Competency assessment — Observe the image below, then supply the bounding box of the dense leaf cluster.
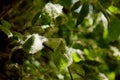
[0,0,120,80]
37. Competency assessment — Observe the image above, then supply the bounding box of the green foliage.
[108,6,120,14]
[58,0,72,9]
[71,1,82,11]
[23,35,34,53]
[0,0,120,80]
[1,20,12,29]
[32,11,41,26]
[0,25,13,38]
[76,1,89,27]
[72,52,81,62]
[108,16,120,41]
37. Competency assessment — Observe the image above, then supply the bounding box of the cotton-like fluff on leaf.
[44,2,63,19]
[110,46,120,56]
[64,50,73,67]
[23,34,47,54]
[41,24,54,29]
[65,47,84,67]
[57,74,64,80]
[41,25,50,29]
[72,0,79,4]
[29,34,47,54]
[94,12,108,30]
[99,73,108,80]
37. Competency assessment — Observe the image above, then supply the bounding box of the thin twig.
[68,67,73,80]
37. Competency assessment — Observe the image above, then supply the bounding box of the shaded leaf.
[104,54,118,72]
[12,32,23,41]
[32,11,41,26]
[76,1,89,27]
[59,0,72,9]
[1,20,11,29]
[0,25,13,38]
[82,63,97,74]
[69,63,85,79]
[53,53,68,71]
[80,60,101,66]
[92,0,110,22]
[44,38,65,52]
[108,16,120,41]
[23,36,34,53]
[84,73,99,80]
[71,1,81,11]
[41,13,51,25]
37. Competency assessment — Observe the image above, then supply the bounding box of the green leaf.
[1,20,12,29]
[83,48,96,60]
[44,38,65,52]
[93,0,110,22]
[0,25,13,38]
[103,29,108,39]
[41,13,51,25]
[82,63,97,74]
[108,6,120,14]
[72,53,80,62]
[23,36,34,52]
[83,48,90,56]
[32,11,41,26]
[108,16,120,41]
[84,73,99,80]
[71,1,81,11]
[53,53,68,71]
[59,0,72,9]
[69,64,85,79]
[12,32,23,41]
[76,1,89,27]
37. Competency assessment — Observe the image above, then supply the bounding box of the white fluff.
[29,34,48,54]
[65,47,84,67]
[110,46,120,56]
[44,2,63,19]
[99,73,108,80]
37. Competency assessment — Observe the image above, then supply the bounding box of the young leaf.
[72,53,81,62]
[0,25,13,38]
[32,11,41,26]
[76,2,89,27]
[108,6,120,14]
